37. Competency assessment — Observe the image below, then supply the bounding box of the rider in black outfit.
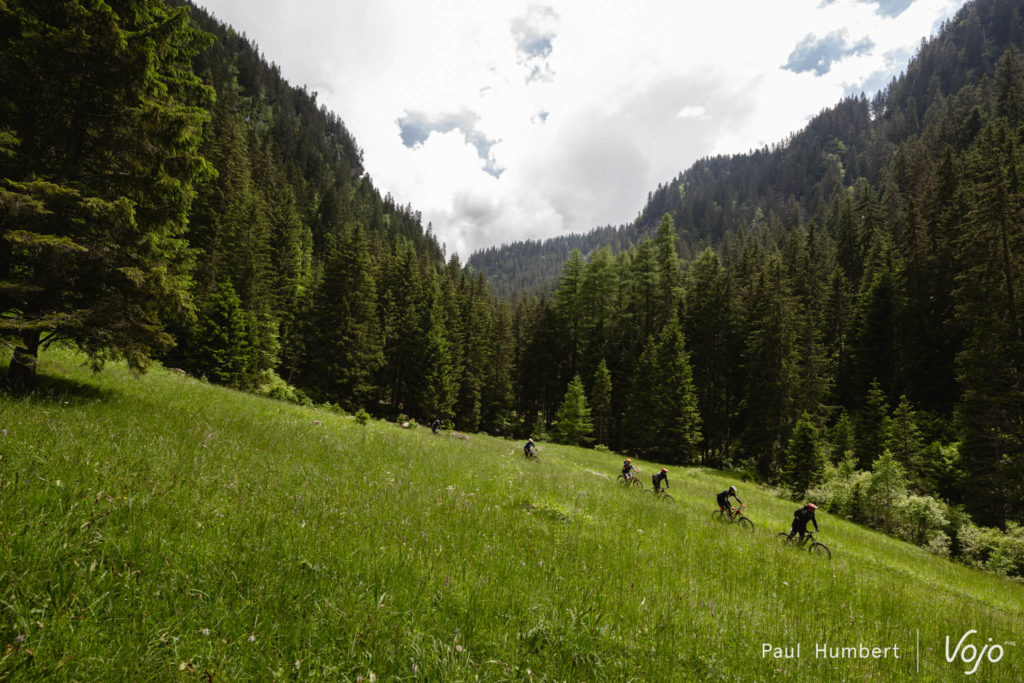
[788,503,819,541]
[716,485,743,517]
[652,467,669,492]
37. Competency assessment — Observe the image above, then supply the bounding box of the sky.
[194,0,968,257]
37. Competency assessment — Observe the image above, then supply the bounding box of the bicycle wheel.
[712,510,726,523]
[631,478,643,490]
[737,516,754,530]
[661,493,675,503]
[778,532,793,543]
[616,474,626,486]
[809,542,831,559]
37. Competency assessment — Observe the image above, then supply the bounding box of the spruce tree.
[0,0,213,389]
[739,256,798,480]
[624,336,661,456]
[653,320,703,464]
[785,412,824,496]
[684,247,738,466]
[855,381,889,470]
[590,359,613,447]
[553,374,594,446]
[188,279,251,386]
[301,223,382,409]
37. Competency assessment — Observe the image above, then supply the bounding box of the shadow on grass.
[0,359,114,405]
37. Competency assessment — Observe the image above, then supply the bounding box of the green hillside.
[1,349,1021,681]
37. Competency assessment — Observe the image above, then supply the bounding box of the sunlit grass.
[0,348,1021,680]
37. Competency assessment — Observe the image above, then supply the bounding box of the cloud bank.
[195,0,967,256]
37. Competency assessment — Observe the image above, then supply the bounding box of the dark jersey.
[652,471,669,488]
[793,506,819,531]
[717,489,742,507]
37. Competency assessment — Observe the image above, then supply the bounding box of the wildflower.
[201,628,210,637]
[248,634,256,642]
[15,634,24,643]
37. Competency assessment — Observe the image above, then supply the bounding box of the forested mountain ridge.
[470,0,1024,293]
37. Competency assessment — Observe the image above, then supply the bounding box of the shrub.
[896,494,950,554]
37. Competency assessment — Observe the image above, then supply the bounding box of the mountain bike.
[712,504,754,530]
[616,473,643,489]
[644,487,674,502]
[778,529,830,558]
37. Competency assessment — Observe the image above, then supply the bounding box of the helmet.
[625,458,632,464]
[661,467,668,473]
[528,438,534,443]
[729,485,737,493]
[806,503,818,509]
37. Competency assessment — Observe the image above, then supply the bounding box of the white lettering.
[761,643,799,659]
[814,643,900,659]
[947,631,1005,675]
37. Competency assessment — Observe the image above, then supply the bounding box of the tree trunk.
[7,331,40,393]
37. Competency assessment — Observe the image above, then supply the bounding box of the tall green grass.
[1,348,1021,680]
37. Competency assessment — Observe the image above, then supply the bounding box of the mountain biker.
[621,458,638,481]
[524,438,537,458]
[788,503,819,541]
[431,418,442,434]
[652,467,669,492]
[717,485,743,517]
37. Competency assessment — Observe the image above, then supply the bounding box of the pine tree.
[554,248,585,377]
[553,374,594,446]
[301,223,382,409]
[785,412,824,496]
[884,396,925,489]
[652,319,703,464]
[867,450,907,532]
[654,213,683,328]
[739,256,799,480]
[590,359,613,447]
[624,336,661,457]
[855,381,889,470]
[579,247,618,375]
[187,279,251,386]
[684,248,737,466]
[953,119,1024,526]
[0,1,214,389]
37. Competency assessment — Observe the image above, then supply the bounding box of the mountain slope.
[1,348,1021,680]
[469,0,1024,296]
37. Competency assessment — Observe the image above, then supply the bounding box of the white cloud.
[677,105,708,119]
[194,0,967,256]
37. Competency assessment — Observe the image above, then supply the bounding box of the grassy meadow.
[0,348,1022,681]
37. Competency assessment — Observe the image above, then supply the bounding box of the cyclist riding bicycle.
[652,467,669,492]
[621,458,638,481]
[524,438,537,458]
[716,485,743,518]
[788,503,819,541]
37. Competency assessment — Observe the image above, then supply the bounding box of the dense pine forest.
[2,0,1024,574]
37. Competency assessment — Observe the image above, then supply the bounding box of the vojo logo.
[945,630,1015,676]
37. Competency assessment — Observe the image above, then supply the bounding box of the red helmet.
[806,503,818,509]
[661,467,668,473]
[625,458,631,463]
